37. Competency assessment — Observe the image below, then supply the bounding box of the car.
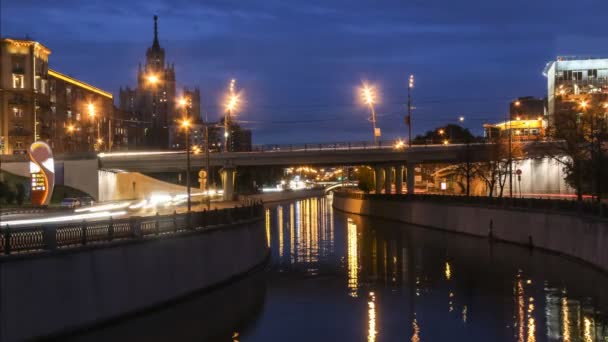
[79,197,95,207]
[60,198,81,209]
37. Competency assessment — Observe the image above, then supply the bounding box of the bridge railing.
[0,203,265,256]
[250,139,492,152]
[334,192,608,219]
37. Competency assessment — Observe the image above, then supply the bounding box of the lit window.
[12,107,24,118]
[76,113,81,121]
[67,110,72,118]
[12,74,24,89]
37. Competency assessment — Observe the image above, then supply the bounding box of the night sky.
[2,1,608,144]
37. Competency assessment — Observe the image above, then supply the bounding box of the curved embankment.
[332,192,608,273]
[0,210,268,341]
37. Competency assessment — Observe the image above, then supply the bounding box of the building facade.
[544,57,608,125]
[1,38,117,155]
[119,16,202,150]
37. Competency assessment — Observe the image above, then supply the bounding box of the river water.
[75,195,608,342]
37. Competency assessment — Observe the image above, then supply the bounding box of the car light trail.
[0,211,128,227]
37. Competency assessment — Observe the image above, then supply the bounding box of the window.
[40,79,48,94]
[12,74,24,88]
[76,113,81,121]
[588,69,598,79]
[15,141,24,149]
[12,107,24,118]
[67,110,72,119]
[574,71,583,81]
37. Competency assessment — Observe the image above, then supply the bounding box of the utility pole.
[508,115,513,198]
[407,75,414,147]
[204,116,211,210]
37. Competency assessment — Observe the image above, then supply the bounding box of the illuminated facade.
[0,38,51,154]
[544,56,608,125]
[483,118,545,142]
[0,38,117,154]
[119,16,201,149]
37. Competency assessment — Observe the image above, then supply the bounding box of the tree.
[356,167,375,193]
[414,124,477,145]
[475,136,524,197]
[541,94,608,202]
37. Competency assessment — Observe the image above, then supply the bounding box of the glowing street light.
[178,97,188,108]
[393,139,405,150]
[87,103,95,118]
[443,139,449,145]
[360,83,379,145]
[67,125,75,133]
[459,116,465,123]
[438,129,445,135]
[147,74,159,85]
[580,100,588,110]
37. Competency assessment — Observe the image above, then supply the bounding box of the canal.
[74,195,608,341]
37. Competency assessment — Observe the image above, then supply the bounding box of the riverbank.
[242,188,325,204]
[332,192,608,273]
[0,207,268,342]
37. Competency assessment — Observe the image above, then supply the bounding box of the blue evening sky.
[2,0,607,144]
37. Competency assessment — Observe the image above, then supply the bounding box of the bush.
[357,167,375,193]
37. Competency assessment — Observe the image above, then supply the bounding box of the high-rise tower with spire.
[119,15,179,149]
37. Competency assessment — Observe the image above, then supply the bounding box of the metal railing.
[334,191,608,219]
[249,139,491,153]
[0,203,264,256]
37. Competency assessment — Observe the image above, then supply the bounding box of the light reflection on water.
[243,195,608,341]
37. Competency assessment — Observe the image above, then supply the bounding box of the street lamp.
[88,103,101,151]
[407,75,414,147]
[361,83,379,145]
[147,74,159,85]
[580,100,598,202]
[178,96,192,213]
[224,79,240,153]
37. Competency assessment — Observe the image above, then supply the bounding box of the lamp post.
[147,74,161,147]
[88,103,101,151]
[67,124,75,152]
[361,84,379,145]
[179,97,192,214]
[580,100,597,202]
[225,79,239,153]
[407,75,414,147]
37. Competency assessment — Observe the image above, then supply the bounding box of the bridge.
[98,141,497,200]
[1,140,555,202]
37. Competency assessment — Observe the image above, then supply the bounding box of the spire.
[152,15,160,49]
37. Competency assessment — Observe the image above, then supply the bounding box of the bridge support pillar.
[406,163,416,196]
[384,166,393,194]
[220,166,236,201]
[374,166,384,194]
[395,165,404,194]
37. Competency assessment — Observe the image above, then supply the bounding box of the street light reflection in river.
[278,206,284,258]
[368,292,377,342]
[347,218,359,297]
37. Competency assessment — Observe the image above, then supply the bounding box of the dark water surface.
[74,195,608,342]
